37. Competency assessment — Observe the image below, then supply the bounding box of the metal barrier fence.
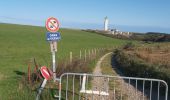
[57,73,168,100]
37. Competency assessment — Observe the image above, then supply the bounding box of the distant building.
[110,29,132,37]
[102,16,132,37]
[104,16,109,31]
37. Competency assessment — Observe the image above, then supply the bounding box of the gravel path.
[91,52,112,100]
[91,52,148,100]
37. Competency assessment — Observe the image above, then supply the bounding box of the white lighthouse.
[104,16,109,31]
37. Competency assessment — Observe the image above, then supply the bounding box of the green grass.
[0,23,130,99]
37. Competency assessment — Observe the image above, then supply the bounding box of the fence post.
[99,48,101,53]
[70,51,72,63]
[88,49,91,59]
[80,50,82,59]
[28,61,31,84]
[92,49,94,56]
[95,48,96,57]
[85,49,86,62]
[96,48,98,55]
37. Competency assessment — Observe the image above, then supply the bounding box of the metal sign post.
[46,17,60,82]
[47,32,61,81]
[36,17,60,100]
[36,79,47,100]
[36,66,52,100]
[51,41,57,81]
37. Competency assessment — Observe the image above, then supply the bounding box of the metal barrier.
[58,73,168,100]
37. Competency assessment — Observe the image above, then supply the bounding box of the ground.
[91,52,147,100]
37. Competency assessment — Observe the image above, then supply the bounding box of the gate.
[57,73,168,100]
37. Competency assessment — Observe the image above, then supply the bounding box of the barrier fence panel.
[58,73,168,100]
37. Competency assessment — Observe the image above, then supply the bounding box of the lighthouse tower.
[104,16,109,31]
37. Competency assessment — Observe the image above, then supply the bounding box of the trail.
[91,52,112,100]
[91,52,148,100]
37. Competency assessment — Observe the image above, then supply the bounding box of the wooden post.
[95,48,96,57]
[85,49,86,62]
[28,62,31,84]
[92,49,94,56]
[88,49,91,59]
[96,48,98,55]
[80,50,82,59]
[70,52,72,63]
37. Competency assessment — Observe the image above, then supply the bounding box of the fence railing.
[57,73,168,100]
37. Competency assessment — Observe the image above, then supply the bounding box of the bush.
[122,42,135,50]
[114,49,170,86]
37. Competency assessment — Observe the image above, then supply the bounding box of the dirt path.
[93,52,112,75]
[91,52,112,100]
[91,52,148,100]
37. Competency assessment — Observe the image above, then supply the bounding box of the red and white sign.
[45,17,60,32]
[40,66,51,80]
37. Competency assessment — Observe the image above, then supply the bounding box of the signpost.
[36,17,60,100]
[46,17,60,82]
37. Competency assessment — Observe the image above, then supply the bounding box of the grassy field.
[0,23,129,99]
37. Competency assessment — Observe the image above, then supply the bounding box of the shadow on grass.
[14,70,26,76]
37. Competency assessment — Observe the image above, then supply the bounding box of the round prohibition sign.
[40,66,51,80]
[46,17,60,32]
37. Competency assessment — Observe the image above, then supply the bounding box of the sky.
[0,0,170,33]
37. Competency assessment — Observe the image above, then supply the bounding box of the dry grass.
[125,42,170,67]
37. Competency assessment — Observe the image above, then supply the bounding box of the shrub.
[114,49,170,87]
[122,42,135,50]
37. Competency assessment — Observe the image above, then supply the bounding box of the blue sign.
[46,32,61,41]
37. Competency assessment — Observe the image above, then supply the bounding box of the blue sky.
[0,0,170,33]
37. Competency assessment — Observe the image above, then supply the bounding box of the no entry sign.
[40,66,51,80]
[46,17,60,32]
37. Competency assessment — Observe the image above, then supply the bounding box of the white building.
[104,16,109,31]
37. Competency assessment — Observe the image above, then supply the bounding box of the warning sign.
[45,17,60,32]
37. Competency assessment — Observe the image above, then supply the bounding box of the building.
[102,16,132,37]
[111,29,132,37]
[104,16,109,31]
